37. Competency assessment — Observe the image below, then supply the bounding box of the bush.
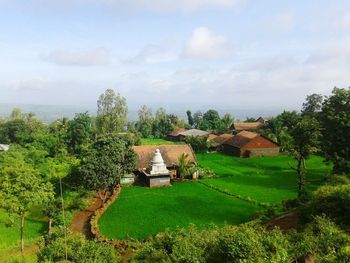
[38,227,120,263]
[289,216,350,262]
[197,167,216,179]
[301,184,350,229]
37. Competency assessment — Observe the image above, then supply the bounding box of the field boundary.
[90,187,121,242]
[197,180,270,207]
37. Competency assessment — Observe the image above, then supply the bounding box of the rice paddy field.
[98,153,331,240]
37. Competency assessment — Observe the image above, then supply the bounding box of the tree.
[218,113,234,134]
[67,112,94,155]
[153,108,172,138]
[177,153,196,179]
[320,87,350,174]
[0,149,54,254]
[185,136,209,153]
[186,110,194,127]
[201,109,221,131]
[96,89,127,134]
[288,117,320,198]
[136,105,153,138]
[193,111,203,129]
[77,135,136,202]
[302,93,323,117]
[244,117,256,122]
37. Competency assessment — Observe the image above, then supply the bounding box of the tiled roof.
[212,134,234,145]
[168,128,187,137]
[223,131,258,148]
[132,144,197,170]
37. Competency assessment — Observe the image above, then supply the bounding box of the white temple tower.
[150,149,170,175]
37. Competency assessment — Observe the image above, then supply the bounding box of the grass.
[98,182,259,240]
[140,138,183,145]
[0,207,46,252]
[197,153,331,204]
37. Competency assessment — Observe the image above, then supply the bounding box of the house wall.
[241,136,280,157]
[222,144,241,156]
[149,176,171,187]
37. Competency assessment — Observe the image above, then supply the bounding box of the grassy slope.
[197,153,331,204]
[98,182,258,240]
[0,207,46,250]
[140,138,183,145]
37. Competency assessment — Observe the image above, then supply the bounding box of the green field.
[140,138,183,145]
[197,153,331,204]
[0,207,46,251]
[98,182,258,240]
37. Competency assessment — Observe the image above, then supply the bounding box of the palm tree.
[177,153,196,179]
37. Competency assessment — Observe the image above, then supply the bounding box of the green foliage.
[185,136,209,153]
[66,112,94,155]
[301,183,350,229]
[320,87,350,174]
[288,116,321,197]
[152,107,173,138]
[290,216,350,262]
[133,224,290,263]
[186,110,194,127]
[136,105,154,138]
[177,153,196,179]
[302,93,323,117]
[96,89,128,134]
[77,134,136,201]
[38,228,120,263]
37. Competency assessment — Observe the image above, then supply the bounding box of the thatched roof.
[230,122,263,131]
[178,129,209,137]
[132,144,197,170]
[168,128,187,137]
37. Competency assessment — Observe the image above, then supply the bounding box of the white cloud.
[183,27,232,59]
[43,48,110,66]
[124,43,178,64]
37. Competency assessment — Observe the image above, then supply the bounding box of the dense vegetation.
[0,87,349,262]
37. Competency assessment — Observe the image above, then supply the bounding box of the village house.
[222,131,279,157]
[132,144,197,187]
[167,128,187,141]
[168,128,209,141]
[208,133,234,151]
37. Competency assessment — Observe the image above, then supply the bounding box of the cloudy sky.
[1,0,350,115]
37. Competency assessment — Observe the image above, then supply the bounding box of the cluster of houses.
[130,117,280,187]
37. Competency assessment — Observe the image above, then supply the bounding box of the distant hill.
[0,103,285,124]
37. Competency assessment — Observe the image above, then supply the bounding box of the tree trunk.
[297,157,305,198]
[20,212,25,255]
[48,218,53,236]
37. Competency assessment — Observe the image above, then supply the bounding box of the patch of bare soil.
[264,209,300,231]
[70,195,103,239]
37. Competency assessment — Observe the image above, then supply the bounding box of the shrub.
[38,227,120,263]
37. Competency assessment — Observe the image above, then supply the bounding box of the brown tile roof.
[223,131,258,148]
[132,144,197,170]
[231,122,263,131]
[213,134,234,145]
[168,128,187,137]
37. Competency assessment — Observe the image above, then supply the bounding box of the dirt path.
[70,196,103,238]
[264,209,300,231]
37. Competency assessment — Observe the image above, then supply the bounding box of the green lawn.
[0,207,46,250]
[140,138,183,145]
[98,182,258,240]
[197,153,331,204]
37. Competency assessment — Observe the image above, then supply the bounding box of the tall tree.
[218,113,234,133]
[136,105,154,138]
[67,112,94,155]
[320,87,350,174]
[153,108,172,138]
[0,149,54,255]
[288,116,320,198]
[186,110,194,127]
[193,111,203,129]
[96,89,127,134]
[78,135,136,202]
[302,93,323,117]
[202,109,221,131]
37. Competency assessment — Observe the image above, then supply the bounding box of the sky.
[0,0,350,116]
